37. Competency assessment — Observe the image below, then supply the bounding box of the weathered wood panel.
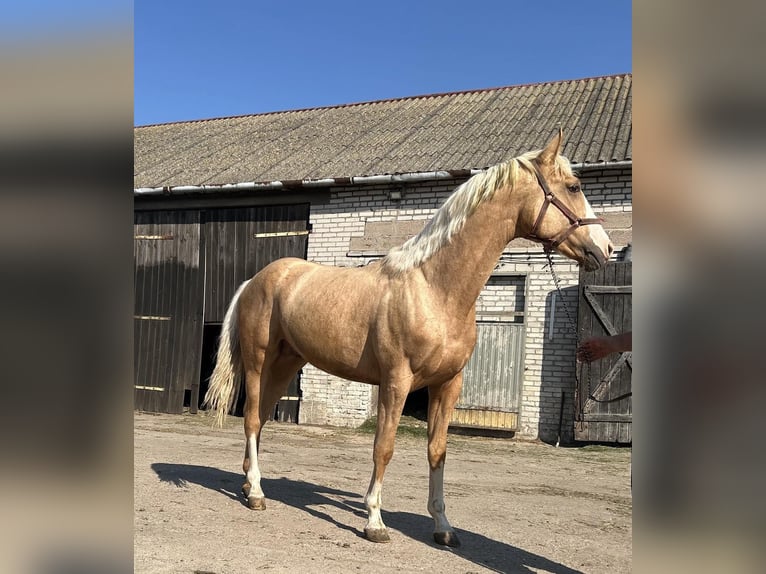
[134,210,204,414]
[203,204,310,323]
[575,261,632,442]
[134,204,310,416]
[202,204,310,419]
[450,408,518,431]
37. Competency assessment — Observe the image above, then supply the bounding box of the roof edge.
[571,160,633,170]
[135,73,632,129]
[133,160,632,196]
[134,169,480,196]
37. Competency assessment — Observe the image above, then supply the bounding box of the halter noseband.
[524,160,604,253]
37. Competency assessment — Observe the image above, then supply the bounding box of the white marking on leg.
[246,433,264,500]
[428,463,453,534]
[364,477,386,531]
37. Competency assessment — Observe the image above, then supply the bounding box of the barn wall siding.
[300,168,632,438]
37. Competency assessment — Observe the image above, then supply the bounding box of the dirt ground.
[134,412,631,574]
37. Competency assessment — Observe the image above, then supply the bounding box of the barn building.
[134,73,632,443]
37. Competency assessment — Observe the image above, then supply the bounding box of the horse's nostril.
[607,244,614,258]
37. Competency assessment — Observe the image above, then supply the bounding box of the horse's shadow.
[151,463,583,574]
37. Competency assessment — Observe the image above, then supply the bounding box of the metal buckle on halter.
[524,161,603,251]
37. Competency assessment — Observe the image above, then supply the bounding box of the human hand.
[576,336,616,362]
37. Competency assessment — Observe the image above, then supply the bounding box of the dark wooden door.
[134,210,204,414]
[575,261,632,443]
[203,204,310,421]
[203,204,310,322]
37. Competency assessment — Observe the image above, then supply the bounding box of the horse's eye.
[567,184,581,193]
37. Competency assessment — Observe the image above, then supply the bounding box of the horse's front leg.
[363,374,410,543]
[426,372,463,547]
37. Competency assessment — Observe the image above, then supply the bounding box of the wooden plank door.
[202,204,310,420]
[134,210,204,414]
[575,261,632,442]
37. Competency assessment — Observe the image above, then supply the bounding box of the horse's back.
[256,256,314,278]
[245,257,319,295]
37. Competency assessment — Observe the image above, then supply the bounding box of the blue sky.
[135,1,631,126]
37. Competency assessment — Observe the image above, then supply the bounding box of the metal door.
[451,322,525,430]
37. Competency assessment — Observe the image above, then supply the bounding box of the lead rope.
[544,250,578,334]
[543,250,591,430]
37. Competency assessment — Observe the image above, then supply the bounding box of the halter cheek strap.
[524,161,603,252]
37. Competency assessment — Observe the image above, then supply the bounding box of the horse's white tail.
[203,280,251,427]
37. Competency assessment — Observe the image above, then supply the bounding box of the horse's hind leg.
[426,372,463,547]
[242,360,267,509]
[242,344,305,510]
[258,345,305,425]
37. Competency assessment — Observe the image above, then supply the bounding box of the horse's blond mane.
[382,151,573,274]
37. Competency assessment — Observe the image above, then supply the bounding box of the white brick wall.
[476,275,525,321]
[300,168,632,439]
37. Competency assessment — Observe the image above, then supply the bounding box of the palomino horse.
[204,130,613,547]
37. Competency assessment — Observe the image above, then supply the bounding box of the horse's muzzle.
[583,247,608,271]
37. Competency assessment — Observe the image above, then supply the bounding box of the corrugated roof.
[134,74,631,189]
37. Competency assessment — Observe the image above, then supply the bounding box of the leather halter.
[524,160,604,253]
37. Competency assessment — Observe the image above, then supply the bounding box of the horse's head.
[520,130,613,271]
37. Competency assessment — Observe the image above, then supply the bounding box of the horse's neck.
[419,188,520,315]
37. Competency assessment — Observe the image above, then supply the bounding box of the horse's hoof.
[434,531,461,548]
[247,496,266,510]
[364,527,391,543]
[242,483,251,497]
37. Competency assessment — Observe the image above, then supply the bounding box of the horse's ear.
[537,128,564,166]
